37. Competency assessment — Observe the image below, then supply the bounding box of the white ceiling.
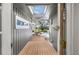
[13,3,57,22]
[27,4,57,20]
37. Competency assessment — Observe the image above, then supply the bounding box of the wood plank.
[18,35,57,55]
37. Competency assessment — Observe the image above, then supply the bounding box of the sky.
[33,5,45,14]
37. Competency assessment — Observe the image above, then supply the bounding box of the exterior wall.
[2,3,12,55]
[1,3,32,55]
[66,3,79,55]
[13,26,32,55]
[0,5,2,54]
[66,3,76,55]
[13,4,32,55]
[72,3,79,55]
[50,15,58,50]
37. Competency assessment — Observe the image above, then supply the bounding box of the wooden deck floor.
[18,35,57,55]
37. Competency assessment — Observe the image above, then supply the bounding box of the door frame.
[57,3,66,55]
[57,3,74,55]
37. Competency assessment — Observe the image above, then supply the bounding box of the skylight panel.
[33,5,45,14]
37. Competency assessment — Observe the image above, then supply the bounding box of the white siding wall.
[66,3,74,55]
[72,3,79,55]
[2,3,12,55]
[66,3,79,55]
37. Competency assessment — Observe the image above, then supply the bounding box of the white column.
[2,3,13,55]
[57,3,60,55]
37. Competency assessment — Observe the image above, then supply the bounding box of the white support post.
[57,3,60,55]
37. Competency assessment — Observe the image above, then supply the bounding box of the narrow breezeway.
[0,3,68,55]
[18,34,57,55]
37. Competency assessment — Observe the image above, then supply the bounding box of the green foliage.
[33,27,48,32]
[33,21,49,32]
